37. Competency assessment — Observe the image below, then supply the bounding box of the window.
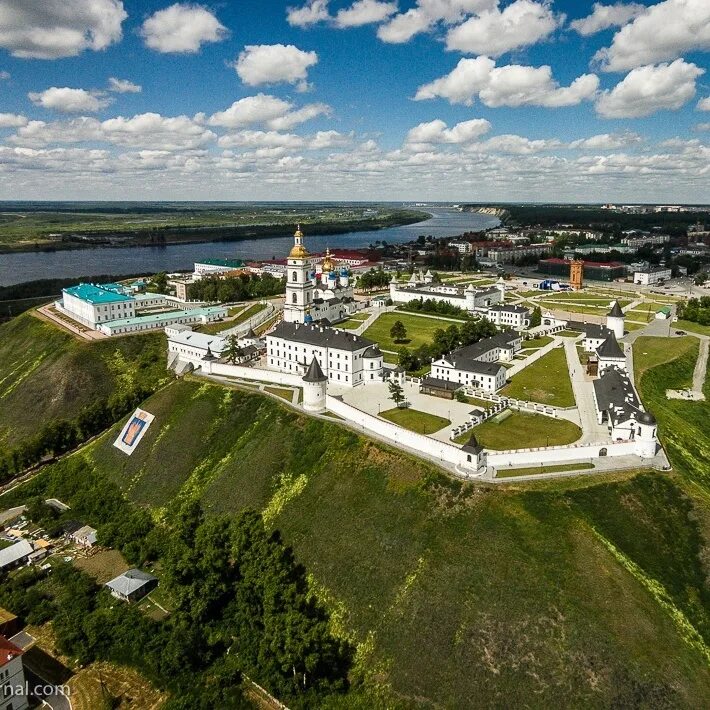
[292,293,298,304]
[292,271,298,282]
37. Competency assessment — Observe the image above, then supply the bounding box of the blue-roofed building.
[59,283,136,328]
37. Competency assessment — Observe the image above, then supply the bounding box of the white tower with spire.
[607,301,625,340]
[283,225,314,324]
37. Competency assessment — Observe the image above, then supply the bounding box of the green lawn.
[501,347,576,407]
[674,319,710,337]
[496,462,595,478]
[363,312,462,350]
[379,407,450,434]
[522,335,553,350]
[558,330,582,337]
[454,410,582,449]
[199,302,266,335]
[633,336,697,384]
[263,386,294,402]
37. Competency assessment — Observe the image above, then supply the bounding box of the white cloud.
[445,0,562,56]
[108,77,142,93]
[406,118,491,145]
[594,0,710,72]
[0,71,10,81]
[596,59,704,118]
[287,0,331,27]
[0,113,27,128]
[207,94,331,130]
[415,56,599,107]
[471,134,563,154]
[378,1,497,43]
[308,130,353,149]
[0,0,126,59]
[334,0,397,28]
[698,97,710,111]
[140,3,228,54]
[10,113,215,151]
[570,3,645,36]
[569,132,642,150]
[235,44,318,90]
[695,122,710,132]
[28,87,112,113]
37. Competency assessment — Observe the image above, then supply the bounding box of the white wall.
[326,396,482,472]
[205,361,303,387]
[488,441,638,468]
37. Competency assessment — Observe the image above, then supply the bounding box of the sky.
[0,0,708,203]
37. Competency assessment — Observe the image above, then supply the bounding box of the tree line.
[1,459,353,708]
[677,297,710,326]
[188,273,283,303]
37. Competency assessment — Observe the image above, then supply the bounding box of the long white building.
[429,332,522,392]
[389,272,504,312]
[267,321,383,387]
[483,304,530,329]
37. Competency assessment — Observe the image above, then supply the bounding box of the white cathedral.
[284,226,358,325]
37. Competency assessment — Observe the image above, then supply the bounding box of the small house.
[105,569,158,602]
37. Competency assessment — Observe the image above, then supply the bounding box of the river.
[0,208,498,287]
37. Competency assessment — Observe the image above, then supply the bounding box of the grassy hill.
[0,313,169,447]
[53,378,709,707]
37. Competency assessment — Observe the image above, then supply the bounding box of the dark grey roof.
[448,331,520,362]
[567,321,612,339]
[462,433,484,454]
[608,301,624,318]
[397,286,466,300]
[489,304,530,314]
[468,408,486,417]
[596,334,625,359]
[245,327,257,338]
[593,366,641,425]
[446,358,506,376]
[202,345,217,361]
[420,376,460,391]
[363,345,382,358]
[637,411,656,425]
[303,357,327,383]
[270,321,375,352]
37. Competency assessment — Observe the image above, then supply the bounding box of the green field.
[6,379,708,706]
[380,407,450,434]
[455,409,582,449]
[0,313,168,447]
[363,312,462,350]
[501,347,576,407]
[522,335,553,350]
[675,320,710,337]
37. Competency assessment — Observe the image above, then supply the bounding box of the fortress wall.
[488,441,638,468]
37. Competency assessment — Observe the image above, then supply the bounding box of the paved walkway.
[692,337,709,393]
[562,338,609,443]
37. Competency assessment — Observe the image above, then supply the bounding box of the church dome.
[289,225,310,259]
[321,247,335,272]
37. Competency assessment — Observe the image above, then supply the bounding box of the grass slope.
[0,314,168,446]
[57,380,710,707]
[363,312,462,351]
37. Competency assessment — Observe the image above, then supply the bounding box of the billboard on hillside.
[113,408,155,456]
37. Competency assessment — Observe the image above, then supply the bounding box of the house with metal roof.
[105,569,158,602]
[0,540,33,572]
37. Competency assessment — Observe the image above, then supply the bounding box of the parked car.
[675,330,686,335]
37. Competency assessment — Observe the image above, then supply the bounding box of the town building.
[97,306,227,336]
[429,332,522,392]
[621,233,670,249]
[69,525,98,548]
[105,569,158,603]
[389,272,504,312]
[633,266,672,285]
[595,333,626,375]
[59,283,136,328]
[0,635,28,710]
[570,259,584,290]
[266,321,383,387]
[193,258,247,279]
[538,258,626,282]
[448,241,473,253]
[482,304,531,329]
[0,540,33,573]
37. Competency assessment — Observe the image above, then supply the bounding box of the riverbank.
[0,209,429,254]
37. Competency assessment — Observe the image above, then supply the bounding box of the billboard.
[113,408,155,456]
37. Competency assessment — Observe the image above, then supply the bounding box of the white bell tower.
[284,225,314,324]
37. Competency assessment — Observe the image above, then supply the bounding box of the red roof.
[0,635,23,667]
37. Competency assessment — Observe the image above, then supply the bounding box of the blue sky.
[0,0,708,202]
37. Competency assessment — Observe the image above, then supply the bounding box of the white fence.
[326,396,482,474]
[203,360,302,387]
[488,440,638,468]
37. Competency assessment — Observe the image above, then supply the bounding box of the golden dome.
[321,247,335,272]
[289,243,310,258]
[289,224,310,259]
